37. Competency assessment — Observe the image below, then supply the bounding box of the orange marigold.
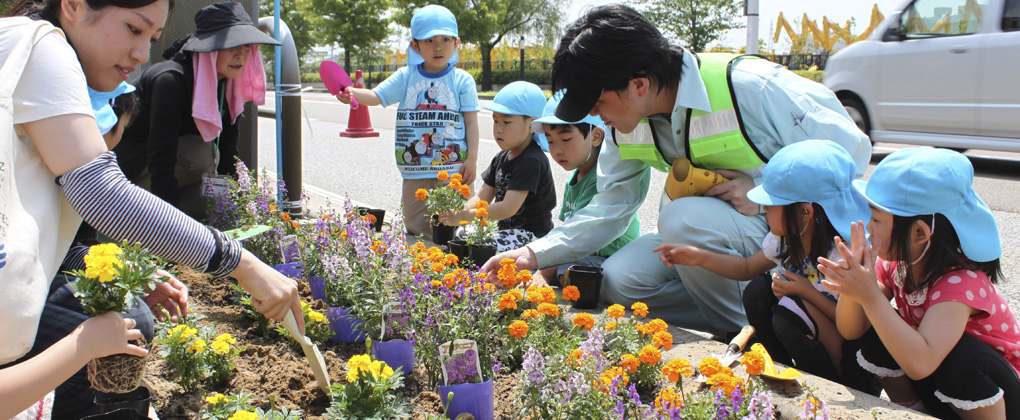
[538,303,560,318]
[562,285,580,301]
[647,318,668,333]
[508,320,528,339]
[741,348,767,376]
[605,321,618,331]
[429,262,445,273]
[516,270,534,286]
[415,188,428,201]
[638,345,661,365]
[606,304,625,319]
[573,313,595,331]
[459,185,472,198]
[521,309,539,319]
[291,221,299,229]
[631,302,649,317]
[652,331,674,351]
[450,173,463,182]
[280,212,291,222]
[437,170,449,181]
[655,387,683,409]
[498,293,518,311]
[661,358,694,383]
[443,253,459,267]
[698,357,734,378]
[707,372,744,395]
[476,207,489,218]
[480,220,489,226]
[620,353,640,373]
[475,200,489,209]
[597,366,629,391]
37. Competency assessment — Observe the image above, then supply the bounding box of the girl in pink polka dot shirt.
[820,147,1019,419]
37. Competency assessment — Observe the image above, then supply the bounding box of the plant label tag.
[280,235,301,264]
[380,304,405,341]
[438,339,482,386]
[202,175,231,198]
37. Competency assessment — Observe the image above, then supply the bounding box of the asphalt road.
[258,91,1020,311]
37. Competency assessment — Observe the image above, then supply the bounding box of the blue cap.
[531,90,605,134]
[407,5,459,66]
[853,147,1000,262]
[88,81,135,135]
[747,140,871,242]
[482,82,548,152]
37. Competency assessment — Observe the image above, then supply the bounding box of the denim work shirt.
[528,48,872,269]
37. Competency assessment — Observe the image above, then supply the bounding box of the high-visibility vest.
[614,53,768,172]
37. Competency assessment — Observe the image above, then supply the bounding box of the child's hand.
[771,270,814,299]
[438,210,470,226]
[459,160,477,186]
[818,221,880,303]
[334,89,353,105]
[652,243,705,268]
[143,269,189,323]
[78,312,149,359]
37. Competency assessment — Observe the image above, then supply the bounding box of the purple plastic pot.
[308,276,326,302]
[327,307,366,343]
[370,339,415,376]
[272,262,302,279]
[438,379,494,420]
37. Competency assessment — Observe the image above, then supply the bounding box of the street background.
[259,91,1020,312]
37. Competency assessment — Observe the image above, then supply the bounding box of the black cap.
[181,2,280,53]
[554,87,602,122]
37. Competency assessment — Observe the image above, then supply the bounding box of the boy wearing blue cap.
[526,91,640,287]
[819,147,1019,418]
[336,5,479,240]
[440,81,554,250]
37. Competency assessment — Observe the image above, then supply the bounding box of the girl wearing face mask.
[0,1,302,417]
[116,1,278,219]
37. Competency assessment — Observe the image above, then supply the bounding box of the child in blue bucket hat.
[440,82,554,251]
[656,140,879,392]
[819,147,1019,418]
[335,4,479,240]
[524,91,640,288]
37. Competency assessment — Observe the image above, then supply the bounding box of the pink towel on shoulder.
[192,48,268,141]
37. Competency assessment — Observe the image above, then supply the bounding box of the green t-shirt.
[558,165,640,257]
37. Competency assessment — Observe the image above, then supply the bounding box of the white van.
[822,0,1020,151]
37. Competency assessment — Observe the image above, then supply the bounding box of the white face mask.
[910,215,936,265]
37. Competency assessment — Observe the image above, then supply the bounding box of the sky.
[565,0,907,52]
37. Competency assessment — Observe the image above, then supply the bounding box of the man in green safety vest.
[481,4,871,339]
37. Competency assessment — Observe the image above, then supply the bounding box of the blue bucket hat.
[88,81,136,135]
[853,147,1000,262]
[483,81,548,151]
[408,5,459,66]
[531,90,605,134]
[747,140,871,242]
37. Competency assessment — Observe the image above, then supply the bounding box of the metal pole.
[745,0,760,55]
[273,0,283,202]
[519,36,525,81]
[260,16,304,215]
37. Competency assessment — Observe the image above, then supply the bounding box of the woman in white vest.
[482,4,871,340]
[0,1,303,417]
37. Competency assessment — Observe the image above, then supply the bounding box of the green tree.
[637,0,745,53]
[260,0,317,60]
[307,0,391,71]
[393,0,566,91]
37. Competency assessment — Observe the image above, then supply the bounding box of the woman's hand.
[143,269,189,322]
[705,170,759,216]
[231,250,304,333]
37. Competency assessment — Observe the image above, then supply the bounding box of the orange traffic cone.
[340,69,380,138]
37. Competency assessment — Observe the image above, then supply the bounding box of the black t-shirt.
[481,140,556,237]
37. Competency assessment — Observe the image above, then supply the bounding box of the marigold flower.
[480,220,489,226]
[573,312,595,330]
[443,253,459,267]
[475,200,489,209]
[308,311,327,324]
[89,243,123,258]
[415,188,428,201]
[538,303,560,317]
[698,357,724,378]
[430,262,445,273]
[280,212,291,222]
[569,348,584,361]
[269,204,277,212]
[638,345,661,365]
[448,179,462,190]
[741,348,767,375]
[205,393,227,404]
[508,289,523,300]
[210,340,230,355]
[476,207,489,218]
[516,270,534,287]
[631,302,649,317]
[662,358,694,383]
[459,185,472,198]
[605,304,625,319]
[83,254,122,283]
[652,330,673,350]
[229,411,257,420]
[605,321,618,331]
[620,353,640,373]
[655,387,683,409]
[431,279,442,288]
[562,285,580,301]
[509,320,528,339]
[647,318,669,334]
[707,372,744,395]
[437,170,449,181]
[188,339,206,354]
[498,294,518,311]
[521,309,539,319]
[596,366,628,391]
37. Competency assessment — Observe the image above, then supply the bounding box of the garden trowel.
[282,311,332,394]
[319,61,359,109]
[754,342,803,382]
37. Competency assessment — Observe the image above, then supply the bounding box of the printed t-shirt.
[481,140,555,237]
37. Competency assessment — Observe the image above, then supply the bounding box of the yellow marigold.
[521,309,539,319]
[605,321,618,331]
[366,360,395,380]
[415,188,428,201]
[606,304,625,319]
[573,312,595,330]
[451,173,463,182]
[188,339,206,354]
[652,331,674,351]
[205,393,227,404]
[171,325,197,342]
[476,207,489,218]
[638,345,661,365]
[538,303,560,318]
[228,411,258,420]
[620,353,640,373]
[280,212,291,222]
[509,320,528,339]
[741,348,767,376]
[459,185,472,198]
[562,285,580,301]
[497,294,518,311]
[89,243,123,258]
[631,302,649,317]
[308,311,327,324]
[655,387,683,409]
[430,279,442,288]
[508,289,523,300]
[708,372,744,395]
[83,254,122,283]
[347,354,371,373]
[661,358,694,383]
[437,170,449,181]
[698,357,724,378]
[209,340,230,355]
[647,318,669,334]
